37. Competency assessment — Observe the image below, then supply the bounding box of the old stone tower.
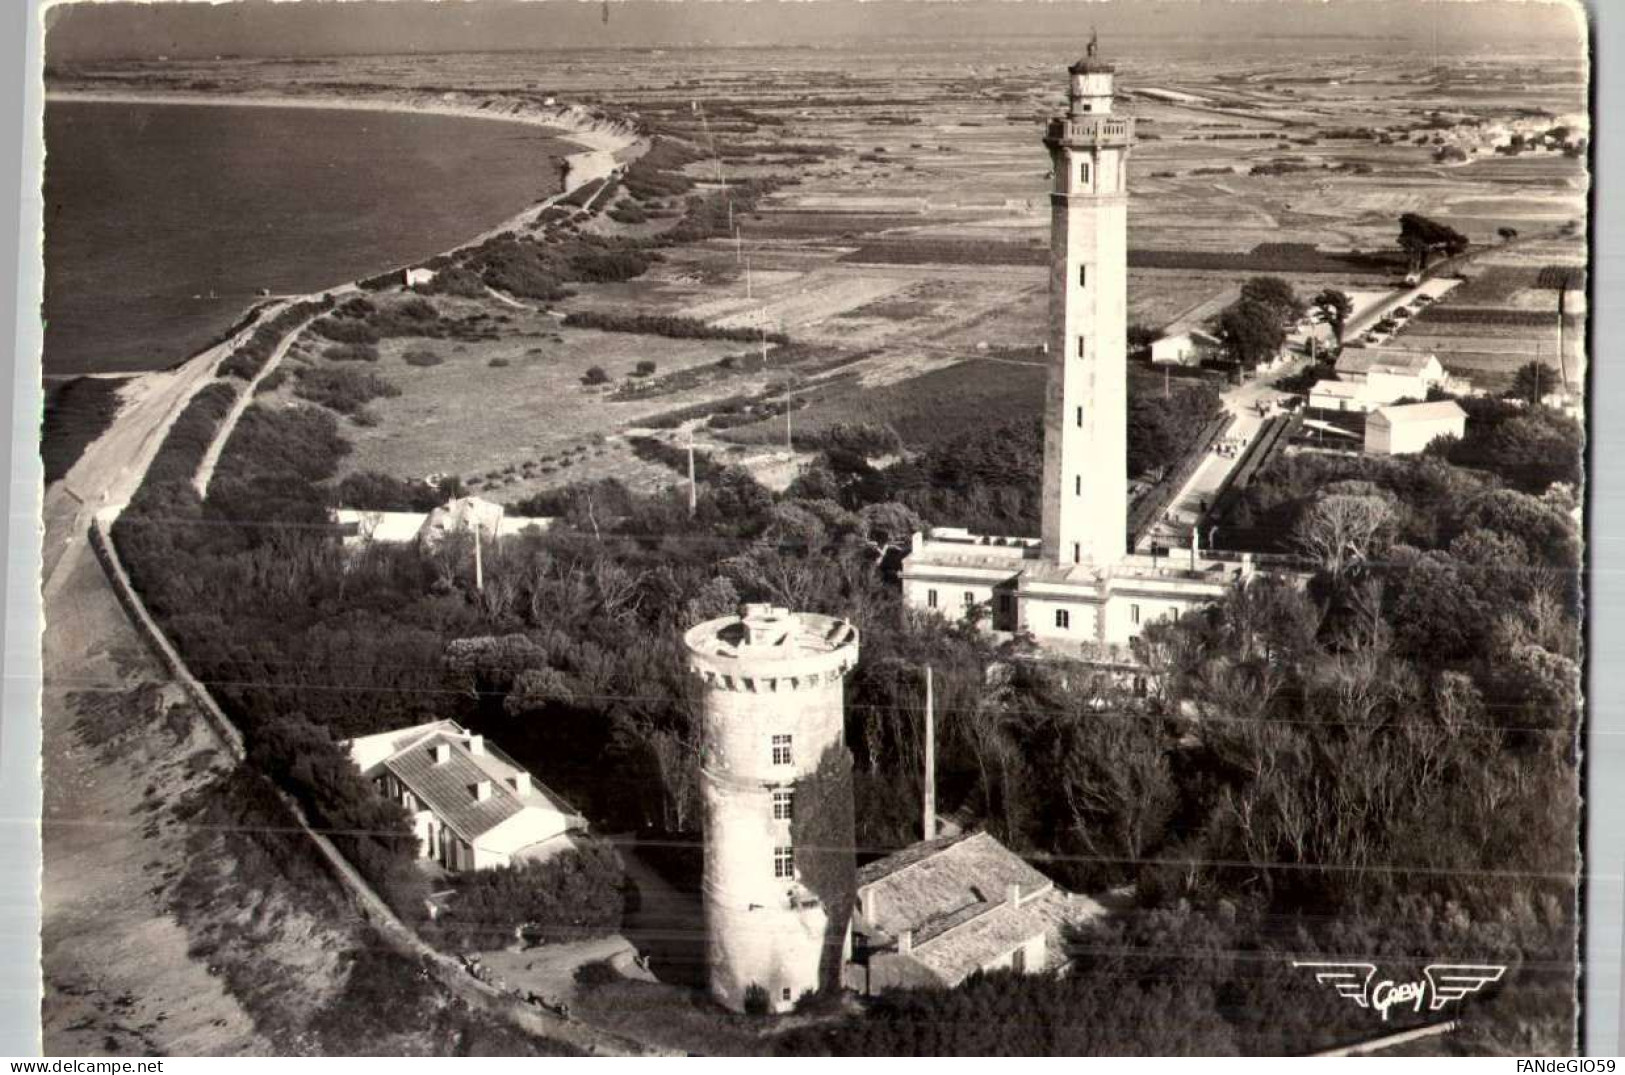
[683,604,860,1014]
[1041,33,1134,568]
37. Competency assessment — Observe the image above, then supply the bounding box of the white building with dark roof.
[347,719,586,872]
[844,831,1104,994]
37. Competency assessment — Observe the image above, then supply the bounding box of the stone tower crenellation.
[683,603,860,1014]
[1041,35,1135,568]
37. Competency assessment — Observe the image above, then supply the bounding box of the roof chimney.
[897,929,914,955]
[432,742,452,765]
[859,887,878,925]
[510,772,532,796]
[468,735,486,756]
[474,779,493,802]
[1006,883,1022,908]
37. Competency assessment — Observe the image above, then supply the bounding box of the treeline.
[562,310,789,344]
[218,296,337,381]
[109,341,1577,1047]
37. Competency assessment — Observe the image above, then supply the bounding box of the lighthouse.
[683,604,860,1013]
[1041,32,1134,569]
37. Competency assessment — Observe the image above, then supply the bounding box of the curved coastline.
[45,88,642,367]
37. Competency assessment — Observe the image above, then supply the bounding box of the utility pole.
[760,320,768,366]
[686,428,698,518]
[785,379,794,458]
[473,524,484,593]
[923,664,936,841]
[1164,363,1170,399]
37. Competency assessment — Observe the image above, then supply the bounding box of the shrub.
[323,342,379,363]
[574,959,622,989]
[634,360,658,377]
[429,841,628,952]
[582,366,611,386]
[402,349,444,368]
[743,983,771,1016]
[489,357,511,368]
[292,366,401,414]
[311,316,380,345]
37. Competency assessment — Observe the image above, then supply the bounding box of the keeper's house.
[845,831,1103,994]
[347,720,585,872]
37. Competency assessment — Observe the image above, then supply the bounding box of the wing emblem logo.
[1292,961,1505,1021]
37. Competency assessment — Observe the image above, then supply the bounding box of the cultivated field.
[54,38,1589,496]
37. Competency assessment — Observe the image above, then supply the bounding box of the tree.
[582,365,610,386]
[1498,226,1519,242]
[1398,212,1469,274]
[1507,360,1551,404]
[1214,299,1285,370]
[1310,288,1354,346]
[1292,487,1396,579]
[1239,276,1306,328]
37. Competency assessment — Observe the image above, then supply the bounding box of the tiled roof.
[857,831,1054,939]
[857,832,1106,985]
[384,733,527,844]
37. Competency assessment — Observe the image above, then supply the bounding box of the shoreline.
[43,86,643,382]
[42,85,644,485]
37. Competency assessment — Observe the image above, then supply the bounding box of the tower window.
[1075,475,1082,496]
[771,735,793,766]
[1072,543,1081,564]
[773,790,794,821]
[1077,335,1087,359]
[1055,609,1071,630]
[1079,265,1087,288]
[1076,406,1084,428]
[1079,161,1091,185]
[774,846,795,879]
[927,588,938,609]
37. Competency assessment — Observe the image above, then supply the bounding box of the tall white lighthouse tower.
[1041,34,1134,568]
[684,604,860,1014]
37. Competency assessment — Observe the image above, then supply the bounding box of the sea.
[42,100,575,378]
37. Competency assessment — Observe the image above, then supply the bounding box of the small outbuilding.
[1150,329,1221,366]
[1364,400,1467,456]
[843,831,1103,995]
[1308,379,1367,413]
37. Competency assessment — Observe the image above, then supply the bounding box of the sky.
[44,0,1589,62]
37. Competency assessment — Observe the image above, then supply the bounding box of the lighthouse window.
[774,846,795,879]
[1073,543,1081,564]
[1076,406,1084,428]
[773,790,794,821]
[771,735,793,766]
[1055,609,1071,630]
[1075,475,1082,496]
[1077,335,1087,358]
[1079,161,1091,185]
[1079,265,1087,288]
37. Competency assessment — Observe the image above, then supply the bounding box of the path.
[192,305,311,498]
[1138,358,1305,552]
[43,308,279,595]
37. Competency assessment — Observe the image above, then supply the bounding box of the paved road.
[1138,357,1305,553]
